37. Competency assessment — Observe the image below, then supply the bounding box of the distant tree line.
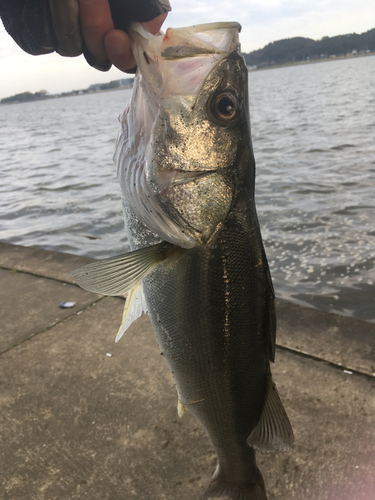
[99,80,121,90]
[1,90,52,104]
[98,78,134,90]
[1,78,134,104]
[242,28,375,67]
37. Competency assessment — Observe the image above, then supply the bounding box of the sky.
[1,0,374,100]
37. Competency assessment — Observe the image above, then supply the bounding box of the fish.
[71,21,294,500]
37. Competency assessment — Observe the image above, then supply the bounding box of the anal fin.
[247,373,294,453]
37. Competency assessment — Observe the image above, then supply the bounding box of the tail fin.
[202,466,267,500]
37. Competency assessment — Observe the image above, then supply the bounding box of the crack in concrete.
[276,343,375,380]
[0,265,85,287]
[0,296,108,356]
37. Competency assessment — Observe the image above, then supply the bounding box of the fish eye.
[209,92,239,124]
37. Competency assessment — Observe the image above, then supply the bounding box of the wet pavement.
[1,242,374,500]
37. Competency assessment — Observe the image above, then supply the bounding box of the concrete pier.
[1,242,374,500]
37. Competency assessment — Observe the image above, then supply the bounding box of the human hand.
[79,0,169,71]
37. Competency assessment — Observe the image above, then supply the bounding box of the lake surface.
[1,55,374,322]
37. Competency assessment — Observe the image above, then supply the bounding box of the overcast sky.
[1,0,374,99]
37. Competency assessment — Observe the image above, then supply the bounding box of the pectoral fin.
[70,242,174,296]
[248,373,294,453]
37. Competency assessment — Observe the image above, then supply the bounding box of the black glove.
[0,0,171,70]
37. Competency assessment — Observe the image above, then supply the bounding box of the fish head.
[115,22,252,248]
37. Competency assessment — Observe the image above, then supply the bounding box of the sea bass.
[72,22,294,500]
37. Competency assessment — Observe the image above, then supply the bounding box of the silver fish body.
[72,21,293,500]
[143,210,273,497]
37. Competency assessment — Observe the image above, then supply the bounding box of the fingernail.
[106,31,127,55]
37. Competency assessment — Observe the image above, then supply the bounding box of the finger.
[105,12,168,71]
[143,12,168,35]
[104,29,136,71]
[79,0,113,67]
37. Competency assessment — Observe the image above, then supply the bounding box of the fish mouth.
[157,168,217,190]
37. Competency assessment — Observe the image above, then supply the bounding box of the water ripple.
[1,58,375,321]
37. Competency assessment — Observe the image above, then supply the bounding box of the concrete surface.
[0,242,374,500]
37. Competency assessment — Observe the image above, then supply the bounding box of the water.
[0,90,131,257]
[1,56,374,322]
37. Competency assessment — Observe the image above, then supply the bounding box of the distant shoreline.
[249,51,375,71]
[0,86,133,105]
[0,78,134,106]
[2,52,374,104]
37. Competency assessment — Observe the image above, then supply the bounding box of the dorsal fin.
[248,373,294,453]
[265,262,276,362]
